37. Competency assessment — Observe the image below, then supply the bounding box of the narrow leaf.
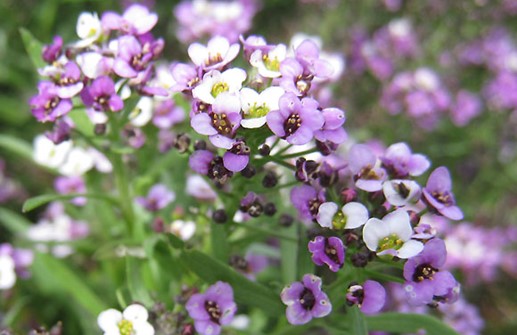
[367,312,461,335]
[350,306,368,335]
[180,250,283,316]
[23,193,117,213]
[126,257,154,306]
[0,134,33,161]
[0,208,32,234]
[19,28,45,70]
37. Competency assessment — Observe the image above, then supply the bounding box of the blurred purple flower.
[136,184,175,212]
[308,236,345,272]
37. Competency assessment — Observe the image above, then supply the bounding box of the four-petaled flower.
[97,304,154,335]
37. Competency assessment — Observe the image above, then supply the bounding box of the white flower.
[382,179,421,206]
[192,68,246,104]
[59,147,94,176]
[75,12,102,48]
[188,36,240,70]
[130,97,154,127]
[170,220,196,241]
[76,52,113,79]
[0,255,16,290]
[240,86,284,128]
[250,44,287,78]
[186,175,217,200]
[317,202,369,230]
[33,135,72,169]
[98,304,154,335]
[362,209,423,259]
[414,68,439,91]
[88,148,113,173]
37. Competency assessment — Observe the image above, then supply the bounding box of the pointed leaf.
[23,193,118,213]
[19,28,45,70]
[367,312,461,335]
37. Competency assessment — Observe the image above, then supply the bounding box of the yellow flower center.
[247,103,269,118]
[211,82,229,97]
[263,54,280,72]
[378,234,403,252]
[117,319,134,335]
[332,211,347,229]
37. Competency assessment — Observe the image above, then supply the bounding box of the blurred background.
[1,0,517,334]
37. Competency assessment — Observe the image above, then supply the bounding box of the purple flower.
[189,150,215,175]
[191,93,242,149]
[186,281,237,335]
[422,167,463,220]
[81,76,124,112]
[290,184,325,221]
[42,36,63,64]
[54,176,87,206]
[170,62,200,92]
[381,142,430,178]
[450,90,482,127]
[279,58,312,96]
[45,119,72,144]
[188,36,240,71]
[267,93,324,145]
[101,4,158,35]
[308,236,345,272]
[313,107,347,145]
[403,238,460,306]
[345,280,386,314]
[223,140,250,172]
[293,39,333,79]
[53,61,84,99]
[136,184,175,212]
[152,100,185,129]
[0,243,33,279]
[29,82,73,123]
[347,144,387,192]
[281,274,332,325]
[113,35,155,79]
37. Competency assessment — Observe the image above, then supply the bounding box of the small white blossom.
[250,44,287,78]
[382,179,421,206]
[97,304,154,335]
[240,86,284,128]
[192,68,246,104]
[0,255,16,290]
[59,147,94,176]
[317,201,369,230]
[33,135,72,169]
[75,12,102,48]
[170,220,196,241]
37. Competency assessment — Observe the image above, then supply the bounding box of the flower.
[188,36,240,70]
[54,176,87,206]
[281,274,332,325]
[345,280,386,314]
[316,201,369,230]
[250,43,287,78]
[266,93,324,145]
[101,4,158,35]
[81,76,124,112]
[30,82,73,123]
[313,107,347,145]
[308,236,345,272]
[169,220,196,241]
[381,142,430,178]
[186,281,237,335]
[222,140,250,172]
[97,304,154,335]
[0,254,16,290]
[290,184,326,221]
[347,144,387,192]
[382,179,421,207]
[240,86,284,128]
[422,167,463,220]
[362,209,423,259]
[33,135,72,169]
[192,68,247,105]
[75,12,102,48]
[136,184,175,212]
[113,35,156,79]
[403,238,460,306]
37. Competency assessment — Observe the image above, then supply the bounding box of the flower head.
[97,304,154,335]
[186,281,237,335]
[30,82,73,123]
[422,167,463,220]
[188,36,240,70]
[136,184,175,212]
[345,280,386,314]
[281,274,332,325]
[362,209,423,259]
[317,201,369,230]
[81,75,124,112]
[308,236,345,272]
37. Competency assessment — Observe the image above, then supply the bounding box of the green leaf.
[366,312,461,335]
[180,250,283,316]
[280,224,298,284]
[32,253,107,315]
[350,306,368,335]
[0,134,33,161]
[68,108,94,137]
[126,257,154,306]
[0,207,31,234]
[22,193,118,213]
[19,28,45,70]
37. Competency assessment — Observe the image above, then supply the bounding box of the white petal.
[260,86,285,110]
[362,218,390,251]
[97,309,123,332]
[240,117,266,129]
[133,320,155,335]
[343,202,369,229]
[396,240,424,259]
[316,202,338,228]
[188,43,209,66]
[123,304,149,322]
[130,97,153,127]
[240,87,259,113]
[222,68,247,92]
[384,209,412,241]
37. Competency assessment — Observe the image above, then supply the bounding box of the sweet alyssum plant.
[11,4,466,334]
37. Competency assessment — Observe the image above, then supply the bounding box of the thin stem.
[235,221,298,242]
[278,147,318,160]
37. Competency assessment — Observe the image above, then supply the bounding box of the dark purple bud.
[212,209,228,224]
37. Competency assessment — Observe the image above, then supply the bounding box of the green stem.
[278,147,318,160]
[235,221,298,242]
[112,153,135,238]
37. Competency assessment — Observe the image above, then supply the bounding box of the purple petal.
[266,110,286,137]
[191,113,218,136]
[223,152,249,172]
[360,280,385,314]
[113,59,138,78]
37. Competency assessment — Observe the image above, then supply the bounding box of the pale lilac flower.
[347,144,387,192]
[193,68,247,105]
[136,184,175,212]
[186,175,217,201]
[191,93,242,149]
[346,280,386,314]
[381,142,430,178]
[316,201,369,230]
[266,93,324,145]
[30,82,73,123]
[188,36,240,70]
[281,274,332,325]
[438,297,485,335]
[290,184,325,221]
[483,71,517,111]
[279,58,313,96]
[98,304,154,335]
[189,150,215,175]
[450,90,482,127]
[45,119,72,144]
[382,179,421,207]
[152,100,185,129]
[240,86,285,128]
[240,35,272,60]
[76,52,114,79]
[422,167,463,220]
[54,176,87,206]
[170,62,200,92]
[223,140,250,172]
[293,39,334,80]
[308,236,345,272]
[313,107,347,145]
[363,209,424,259]
[51,61,84,99]
[113,35,156,79]
[403,238,460,306]
[81,75,124,112]
[101,4,158,35]
[186,281,237,335]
